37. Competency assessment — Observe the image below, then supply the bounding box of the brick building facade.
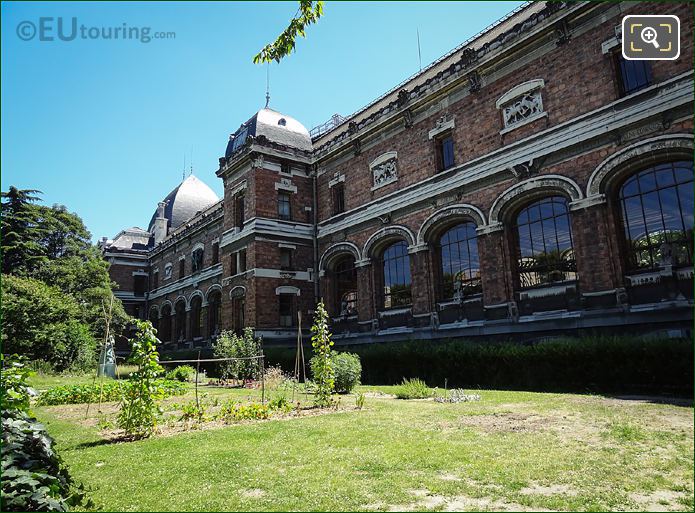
[103,1,693,351]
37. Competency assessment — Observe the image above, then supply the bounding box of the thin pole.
[261,355,265,406]
[195,350,201,411]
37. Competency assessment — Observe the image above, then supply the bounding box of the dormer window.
[496,79,546,133]
[278,118,287,126]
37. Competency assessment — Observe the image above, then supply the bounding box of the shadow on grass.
[604,394,693,407]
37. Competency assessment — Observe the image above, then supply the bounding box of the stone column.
[569,196,625,307]
[408,244,433,319]
[355,259,375,327]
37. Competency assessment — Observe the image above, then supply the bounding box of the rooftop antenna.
[265,62,270,108]
[190,145,194,176]
[417,28,422,71]
[182,154,186,181]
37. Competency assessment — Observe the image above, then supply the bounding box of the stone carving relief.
[370,152,398,190]
[502,90,543,128]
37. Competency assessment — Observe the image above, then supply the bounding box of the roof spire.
[182,154,186,181]
[190,145,194,176]
[264,62,270,108]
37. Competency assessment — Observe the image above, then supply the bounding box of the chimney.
[152,201,168,244]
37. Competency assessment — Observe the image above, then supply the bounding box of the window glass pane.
[382,241,411,308]
[438,222,481,300]
[620,162,693,272]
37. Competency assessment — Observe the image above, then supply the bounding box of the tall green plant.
[0,354,33,413]
[118,321,163,437]
[213,328,261,381]
[311,301,335,407]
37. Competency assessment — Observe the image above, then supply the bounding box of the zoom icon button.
[622,15,680,61]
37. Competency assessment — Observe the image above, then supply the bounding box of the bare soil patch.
[383,489,557,512]
[629,490,690,512]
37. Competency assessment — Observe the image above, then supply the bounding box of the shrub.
[1,275,97,372]
[268,393,292,413]
[166,365,195,382]
[213,328,262,381]
[292,336,693,396]
[118,321,165,437]
[311,301,335,407]
[394,378,432,399]
[332,352,361,394]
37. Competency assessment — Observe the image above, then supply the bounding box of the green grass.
[33,381,693,512]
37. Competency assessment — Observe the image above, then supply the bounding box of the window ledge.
[518,282,577,300]
[500,111,548,136]
[378,306,412,317]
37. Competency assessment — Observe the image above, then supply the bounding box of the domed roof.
[148,175,219,232]
[225,108,312,158]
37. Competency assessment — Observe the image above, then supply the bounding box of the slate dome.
[147,175,219,233]
[225,108,312,158]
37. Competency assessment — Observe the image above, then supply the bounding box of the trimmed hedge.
[265,336,693,396]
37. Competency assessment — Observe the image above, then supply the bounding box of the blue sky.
[2,1,523,241]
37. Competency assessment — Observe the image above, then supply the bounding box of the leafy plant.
[394,378,432,399]
[310,301,335,407]
[264,365,287,391]
[179,399,210,424]
[268,393,292,413]
[117,320,164,437]
[213,328,262,381]
[166,365,195,382]
[355,391,365,410]
[219,401,271,422]
[36,379,185,406]
[332,351,361,394]
[1,354,33,413]
[1,354,92,512]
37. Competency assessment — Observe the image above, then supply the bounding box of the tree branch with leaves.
[253,0,324,63]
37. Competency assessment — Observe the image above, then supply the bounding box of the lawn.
[32,376,694,512]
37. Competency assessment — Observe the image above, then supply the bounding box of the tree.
[1,186,46,274]
[1,275,97,371]
[253,0,324,63]
[213,328,262,382]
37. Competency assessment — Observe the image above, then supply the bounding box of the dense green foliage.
[266,336,694,395]
[213,328,262,381]
[36,379,186,406]
[1,355,33,412]
[310,302,335,406]
[393,378,433,399]
[165,365,196,382]
[1,356,90,512]
[312,351,361,394]
[118,321,165,437]
[1,186,129,371]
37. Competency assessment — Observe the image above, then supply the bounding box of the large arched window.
[159,304,172,342]
[190,296,203,338]
[514,196,577,289]
[381,241,412,308]
[331,256,357,316]
[619,161,693,272]
[208,291,222,337]
[438,223,481,300]
[175,301,186,342]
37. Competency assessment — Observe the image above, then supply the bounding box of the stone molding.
[417,204,487,244]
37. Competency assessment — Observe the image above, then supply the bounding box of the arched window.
[438,223,481,300]
[619,161,693,272]
[190,296,203,338]
[192,248,204,273]
[514,196,577,289]
[381,241,412,308]
[332,256,357,316]
[208,291,222,337]
[148,308,159,334]
[160,304,172,342]
[175,301,186,342]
